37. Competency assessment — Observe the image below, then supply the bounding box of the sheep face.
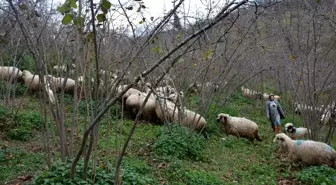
[273,133,289,144]
[216,113,229,124]
[285,123,296,133]
[22,70,32,78]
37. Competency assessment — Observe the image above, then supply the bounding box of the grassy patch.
[0,147,45,184]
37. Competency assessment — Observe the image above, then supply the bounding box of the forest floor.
[0,85,335,185]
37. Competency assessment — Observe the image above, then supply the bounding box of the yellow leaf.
[290,54,295,60]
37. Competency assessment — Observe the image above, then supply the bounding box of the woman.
[266,94,285,133]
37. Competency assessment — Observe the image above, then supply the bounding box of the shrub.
[152,124,206,160]
[14,111,44,129]
[32,158,159,185]
[7,127,31,141]
[296,165,336,185]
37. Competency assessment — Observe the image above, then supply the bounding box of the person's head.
[269,94,275,101]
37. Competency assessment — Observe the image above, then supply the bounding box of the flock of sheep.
[240,86,336,168]
[1,65,336,168]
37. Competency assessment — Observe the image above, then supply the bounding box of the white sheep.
[22,70,45,91]
[0,66,23,83]
[22,70,55,104]
[241,86,262,100]
[155,99,179,125]
[179,108,207,132]
[285,123,310,140]
[273,133,336,168]
[53,64,75,75]
[48,75,76,94]
[216,113,262,141]
[44,83,56,105]
[138,92,158,123]
[117,85,142,101]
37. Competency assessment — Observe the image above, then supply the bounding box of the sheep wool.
[285,123,310,140]
[216,113,262,141]
[0,66,23,82]
[274,133,336,168]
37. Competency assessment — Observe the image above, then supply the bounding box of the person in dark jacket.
[266,94,285,133]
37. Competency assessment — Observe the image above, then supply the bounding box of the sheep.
[22,70,45,91]
[216,113,262,141]
[117,85,142,103]
[47,75,76,94]
[285,123,310,140]
[205,82,219,93]
[0,66,23,83]
[241,86,262,100]
[53,64,75,75]
[44,83,56,105]
[167,91,184,103]
[321,106,336,125]
[273,133,336,168]
[155,99,180,125]
[22,70,55,104]
[179,108,207,132]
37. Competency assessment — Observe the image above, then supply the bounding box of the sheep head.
[22,70,32,78]
[285,123,296,133]
[216,113,229,123]
[273,133,291,144]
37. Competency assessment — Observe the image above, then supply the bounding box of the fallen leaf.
[226,169,232,178]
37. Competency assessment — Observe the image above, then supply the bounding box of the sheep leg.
[230,130,240,138]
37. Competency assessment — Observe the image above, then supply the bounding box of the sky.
[53,0,231,35]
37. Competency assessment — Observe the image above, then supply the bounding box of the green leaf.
[62,14,73,25]
[139,20,143,24]
[56,6,65,14]
[153,47,161,53]
[97,14,106,22]
[102,8,108,14]
[176,32,183,41]
[102,0,112,10]
[204,49,213,61]
[69,0,77,8]
[74,16,84,27]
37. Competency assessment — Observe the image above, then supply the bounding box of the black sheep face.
[286,125,296,133]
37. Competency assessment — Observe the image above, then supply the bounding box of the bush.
[32,158,159,185]
[7,127,31,141]
[152,124,206,160]
[296,165,336,185]
[14,111,44,129]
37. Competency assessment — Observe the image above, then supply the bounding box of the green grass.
[0,147,45,183]
[1,84,335,184]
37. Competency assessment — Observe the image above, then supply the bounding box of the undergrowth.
[152,124,206,161]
